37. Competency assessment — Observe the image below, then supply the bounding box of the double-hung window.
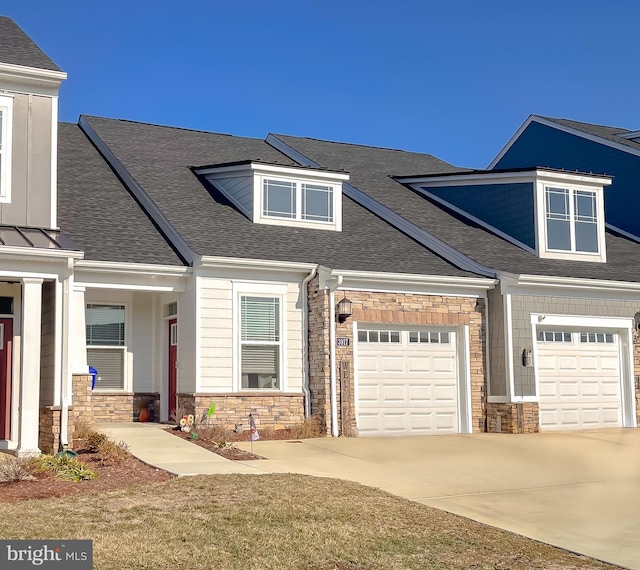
[86,304,126,390]
[0,95,13,202]
[262,178,334,223]
[240,296,280,389]
[545,187,598,253]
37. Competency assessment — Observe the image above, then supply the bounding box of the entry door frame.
[0,318,13,440]
[167,318,178,420]
[530,314,636,428]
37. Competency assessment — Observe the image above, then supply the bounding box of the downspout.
[328,275,343,437]
[301,265,318,418]
[59,262,73,450]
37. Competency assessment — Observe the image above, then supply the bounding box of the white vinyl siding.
[86,304,125,390]
[199,277,303,393]
[209,176,254,218]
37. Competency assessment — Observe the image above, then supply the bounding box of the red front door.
[0,319,13,440]
[168,319,177,420]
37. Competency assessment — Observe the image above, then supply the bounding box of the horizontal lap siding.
[178,276,197,393]
[132,292,154,392]
[199,278,233,391]
[286,282,303,391]
[198,277,304,393]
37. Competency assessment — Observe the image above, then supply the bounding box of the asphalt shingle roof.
[540,116,640,153]
[277,134,640,282]
[0,17,61,71]
[80,116,475,277]
[57,122,184,266]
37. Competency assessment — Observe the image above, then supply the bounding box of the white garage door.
[356,327,459,436]
[537,330,622,430]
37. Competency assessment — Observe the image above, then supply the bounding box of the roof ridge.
[538,115,631,135]
[274,133,448,160]
[79,115,267,142]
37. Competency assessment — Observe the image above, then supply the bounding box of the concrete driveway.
[237,429,640,569]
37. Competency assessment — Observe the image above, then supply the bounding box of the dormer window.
[397,167,610,263]
[545,187,598,253]
[0,94,13,203]
[196,161,348,231]
[537,173,608,262]
[262,178,334,223]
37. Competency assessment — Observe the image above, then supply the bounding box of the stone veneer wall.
[307,276,488,436]
[38,373,94,454]
[88,392,160,423]
[486,402,539,434]
[176,393,304,430]
[38,407,64,455]
[307,277,331,433]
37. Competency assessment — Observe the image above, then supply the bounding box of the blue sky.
[3,0,640,167]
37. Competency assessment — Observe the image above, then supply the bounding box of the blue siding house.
[490,116,640,239]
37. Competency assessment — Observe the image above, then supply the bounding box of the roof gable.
[0,17,61,71]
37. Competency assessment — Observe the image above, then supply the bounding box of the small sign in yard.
[337,337,350,347]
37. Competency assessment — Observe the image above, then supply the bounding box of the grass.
[0,474,615,570]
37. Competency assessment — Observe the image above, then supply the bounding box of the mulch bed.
[168,428,266,460]
[0,452,173,504]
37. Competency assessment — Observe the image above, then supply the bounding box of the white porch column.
[17,278,43,455]
[70,286,88,374]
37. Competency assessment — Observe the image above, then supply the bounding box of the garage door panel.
[408,385,431,401]
[382,386,406,402]
[407,357,431,373]
[433,357,456,373]
[358,356,378,373]
[381,356,405,373]
[537,330,622,431]
[357,328,459,437]
[558,356,578,370]
[558,382,579,397]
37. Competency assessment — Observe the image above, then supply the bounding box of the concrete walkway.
[99,423,640,569]
[97,423,263,476]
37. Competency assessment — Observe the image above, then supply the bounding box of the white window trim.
[255,172,343,231]
[0,94,14,204]
[232,281,288,392]
[86,302,130,392]
[535,179,607,262]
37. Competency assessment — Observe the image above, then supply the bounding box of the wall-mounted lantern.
[521,348,533,367]
[336,294,353,323]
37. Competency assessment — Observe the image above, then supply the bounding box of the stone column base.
[39,406,75,455]
[486,402,539,433]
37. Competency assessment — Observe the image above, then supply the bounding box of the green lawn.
[1,474,616,570]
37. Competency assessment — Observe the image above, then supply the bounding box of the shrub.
[96,439,130,465]
[194,423,232,445]
[289,415,323,439]
[32,454,97,482]
[85,430,108,453]
[0,455,37,483]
